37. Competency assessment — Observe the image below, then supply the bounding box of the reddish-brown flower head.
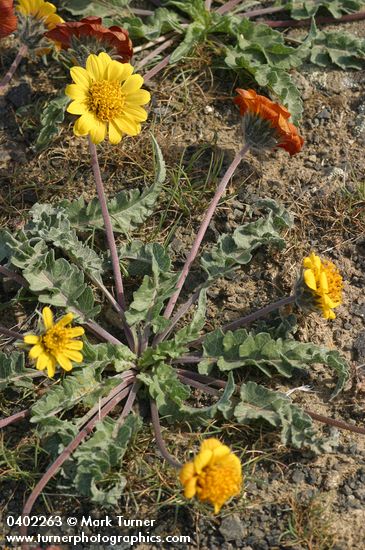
[45,16,133,63]
[234,88,304,155]
[0,0,18,38]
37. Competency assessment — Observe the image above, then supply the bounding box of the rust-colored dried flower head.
[0,0,18,38]
[45,16,133,64]
[234,88,304,155]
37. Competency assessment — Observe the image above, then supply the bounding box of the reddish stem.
[20,379,134,548]
[0,44,28,91]
[0,409,30,429]
[144,54,171,83]
[88,138,136,352]
[163,144,250,320]
[150,399,182,468]
[266,11,365,28]
[138,37,176,70]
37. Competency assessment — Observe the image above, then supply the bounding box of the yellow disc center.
[42,327,68,353]
[88,80,125,122]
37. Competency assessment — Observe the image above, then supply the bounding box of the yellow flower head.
[65,52,151,145]
[180,438,242,514]
[24,307,85,378]
[17,0,63,30]
[302,252,343,320]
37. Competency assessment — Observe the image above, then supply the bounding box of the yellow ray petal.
[108,120,123,144]
[42,307,54,330]
[67,100,88,115]
[56,353,73,371]
[65,341,83,351]
[67,327,85,338]
[89,120,107,144]
[121,74,144,95]
[70,66,92,89]
[63,349,83,363]
[124,89,151,105]
[29,344,43,359]
[24,334,40,345]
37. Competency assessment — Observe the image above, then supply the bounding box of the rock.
[291,469,305,483]
[354,331,365,361]
[316,108,331,120]
[5,82,32,108]
[219,514,245,543]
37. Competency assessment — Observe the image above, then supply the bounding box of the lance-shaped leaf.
[35,94,69,152]
[138,363,190,418]
[0,351,36,390]
[201,199,293,280]
[234,382,333,452]
[31,367,122,424]
[72,414,142,505]
[82,339,136,373]
[36,417,79,457]
[119,241,171,277]
[62,136,165,234]
[309,29,365,70]
[121,7,182,40]
[125,244,178,331]
[25,203,104,283]
[280,0,364,20]
[200,328,349,399]
[23,250,100,320]
[0,229,48,271]
[60,0,130,17]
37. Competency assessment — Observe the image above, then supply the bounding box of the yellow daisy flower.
[302,252,343,320]
[65,52,151,145]
[24,307,85,378]
[17,0,63,30]
[180,438,242,513]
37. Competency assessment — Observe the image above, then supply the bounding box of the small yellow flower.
[302,252,343,320]
[180,438,242,513]
[65,52,151,145]
[24,307,85,378]
[17,0,63,30]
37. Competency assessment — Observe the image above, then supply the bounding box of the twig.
[20,380,133,547]
[0,44,28,91]
[0,265,28,287]
[0,325,24,341]
[266,11,365,28]
[88,138,136,351]
[150,399,182,468]
[133,33,175,54]
[189,295,296,348]
[163,144,250,320]
[143,54,172,83]
[178,374,220,396]
[137,37,176,70]
[173,355,202,364]
[0,409,30,429]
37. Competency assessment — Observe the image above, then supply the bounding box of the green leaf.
[82,339,136,373]
[281,0,365,20]
[200,328,349,398]
[201,199,293,280]
[31,367,121,424]
[119,241,171,277]
[170,22,207,64]
[36,417,79,457]
[0,228,48,271]
[0,351,35,390]
[25,203,104,283]
[62,135,165,234]
[116,8,182,41]
[309,29,365,69]
[138,363,190,418]
[234,382,333,452]
[23,250,100,320]
[35,95,69,152]
[125,243,178,330]
[167,0,208,21]
[72,414,142,505]
[173,289,207,346]
[60,0,130,17]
